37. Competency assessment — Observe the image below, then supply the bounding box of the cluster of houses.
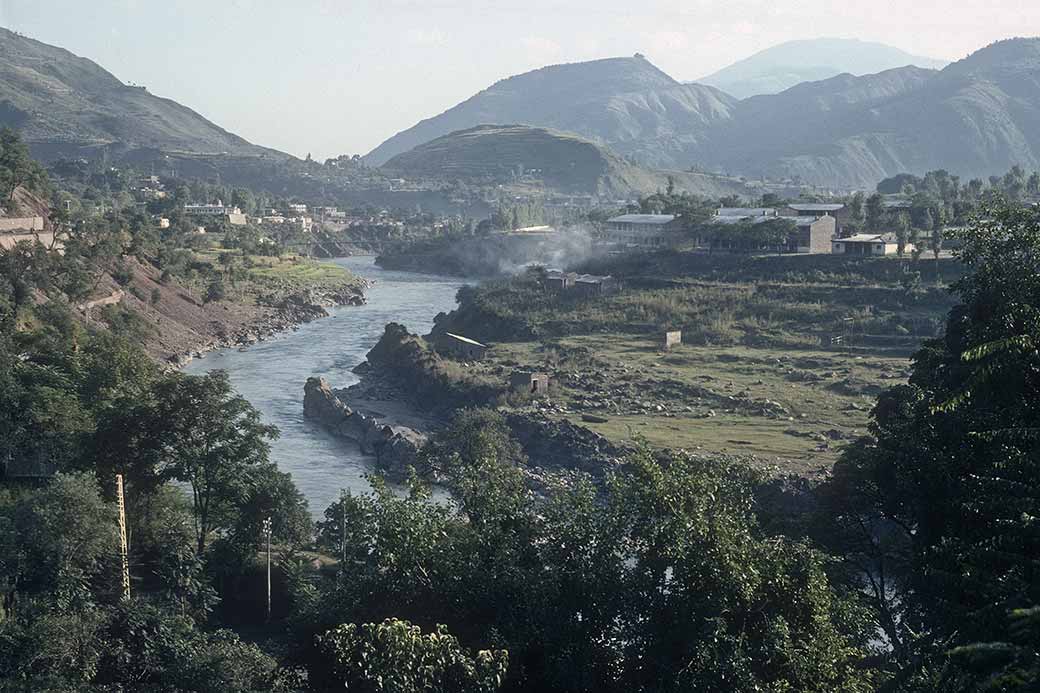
[183,201,327,234]
[604,203,907,256]
[135,175,167,202]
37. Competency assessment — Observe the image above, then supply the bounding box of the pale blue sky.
[3,0,1037,159]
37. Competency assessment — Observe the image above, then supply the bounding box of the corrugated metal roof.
[788,203,845,212]
[574,274,613,283]
[839,234,896,243]
[711,215,774,225]
[711,215,823,228]
[444,333,487,347]
[607,214,676,225]
[717,207,776,217]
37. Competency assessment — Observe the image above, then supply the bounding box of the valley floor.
[481,336,905,478]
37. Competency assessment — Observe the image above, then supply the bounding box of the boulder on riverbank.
[303,376,428,480]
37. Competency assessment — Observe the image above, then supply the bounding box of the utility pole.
[262,517,272,623]
[115,474,130,601]
[340,491,347,564]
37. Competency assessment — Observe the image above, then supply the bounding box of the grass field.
[189,245,364,304]
[484,333,910,478]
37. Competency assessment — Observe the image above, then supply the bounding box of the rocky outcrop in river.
[303,376,426,480]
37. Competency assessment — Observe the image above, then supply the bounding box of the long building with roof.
[605,214,682,248]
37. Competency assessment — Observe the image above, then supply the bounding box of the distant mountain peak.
[697,37,948,99]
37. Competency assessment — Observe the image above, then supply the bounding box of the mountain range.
[0,27,1037,194]
[697,38,948,98]
[367,38,1040,189]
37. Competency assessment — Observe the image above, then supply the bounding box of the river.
[183,256,466,515]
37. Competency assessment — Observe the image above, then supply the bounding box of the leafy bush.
[313,619,508,692]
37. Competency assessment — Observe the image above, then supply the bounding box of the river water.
[183,257,466,515]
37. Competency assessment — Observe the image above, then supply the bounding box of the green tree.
[866,193,885,230]
[895,212,910,257]
[0,473,118,605]
[1027,171,1040,196]
[205,278,226,303]
[849,191,866,226]
[313,619,508,693]
[932,224,945,285]
[119,371,279,554]
[0,127,48,202]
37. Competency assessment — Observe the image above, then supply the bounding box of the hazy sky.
[3,0,1038,159]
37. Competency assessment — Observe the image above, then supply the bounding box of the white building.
[832,233,909,256]
[184,201,242,217]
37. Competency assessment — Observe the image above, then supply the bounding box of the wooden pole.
[263,517,272,623]
[115,474,130,601]
[340,491,347,564]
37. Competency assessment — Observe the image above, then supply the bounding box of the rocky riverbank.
[73,255,368,367]
[166,284,367,368]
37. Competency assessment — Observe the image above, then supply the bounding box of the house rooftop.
[787,203,845,212]
[711,215,772,225]
[716,207,776,217]
[841,233,897,243]
[711,215,821,227]
[444,332,487,348]
[882,198,912,209]
[607,214,676,225]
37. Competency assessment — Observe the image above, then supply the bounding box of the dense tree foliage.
[301,441,874,692]
[818,203,1040,689]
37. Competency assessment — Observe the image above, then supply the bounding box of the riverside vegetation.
[2,125,1038,691]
